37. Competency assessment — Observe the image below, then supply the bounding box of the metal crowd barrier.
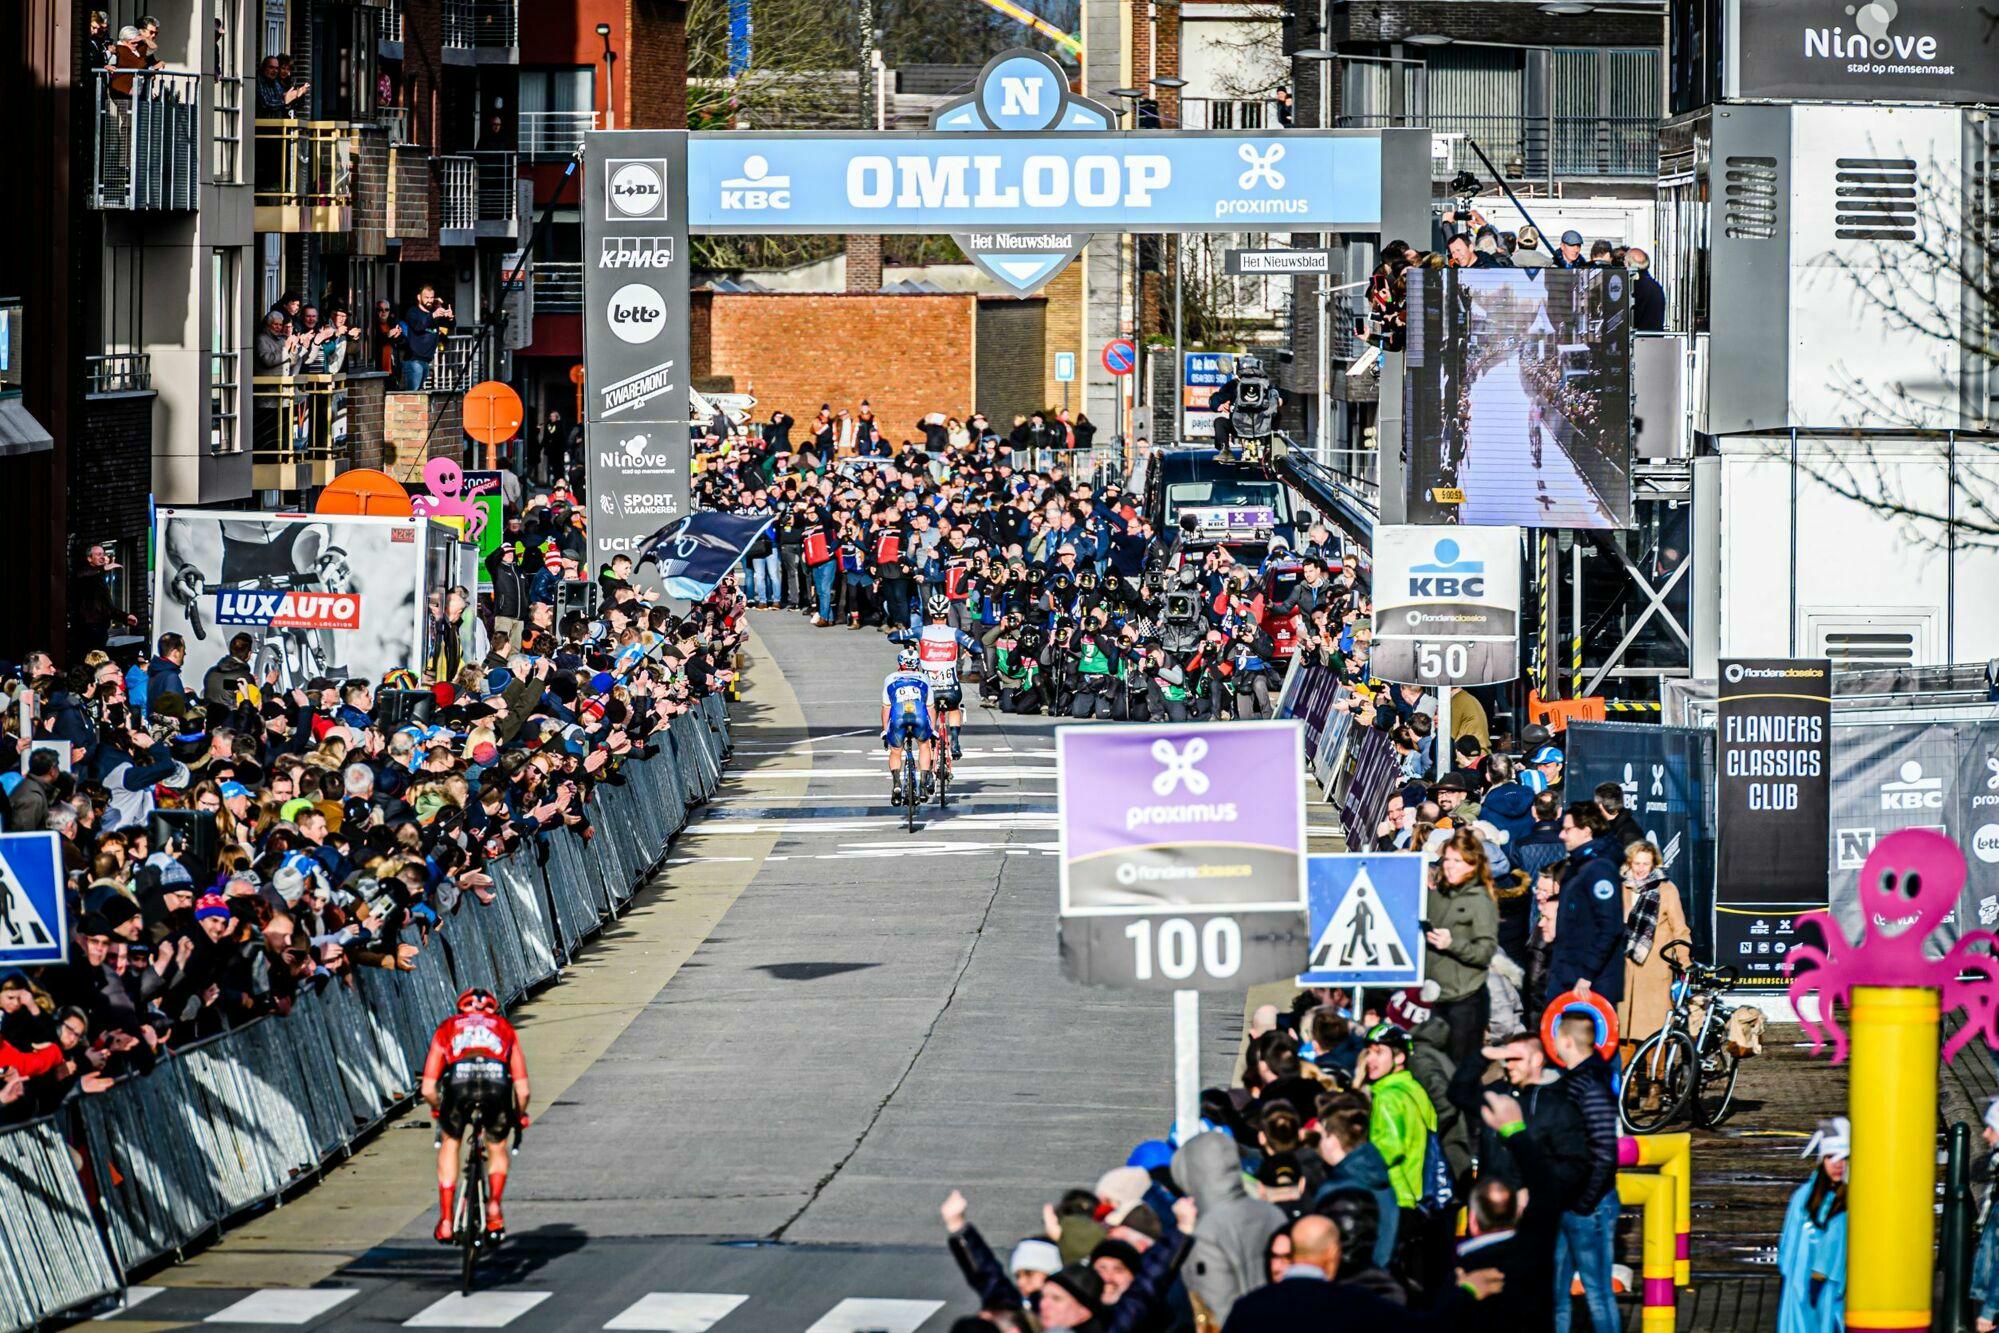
[0,1119,120,1329]
[9,717,730,1331]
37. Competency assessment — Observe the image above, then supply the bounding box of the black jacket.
[1220,1273,1479,1331]
[949,1221,1190,1333]
[1550,834,1627,1002]
[1632,270,1667,332]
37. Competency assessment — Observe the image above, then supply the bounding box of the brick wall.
[629,0,688,128]
[73,392,156,627]
[845,236,883,293]
[346,372,390,471]
[693,292,977,441]
[384,389,462,477]
[398,0,444,265]
[339,126,390,258]
[1040,261,1084,414]
[974,297,1048,426]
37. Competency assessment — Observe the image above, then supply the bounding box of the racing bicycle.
[931,706,954,811]
[894,717,923,833]
[439,1103,523,1294]
[1618,940,1744,1133]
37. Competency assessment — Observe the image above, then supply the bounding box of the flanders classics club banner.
[1715,658,1831,988]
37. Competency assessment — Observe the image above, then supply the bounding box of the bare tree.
[1774,149,1999,548]
[684,0,860,131]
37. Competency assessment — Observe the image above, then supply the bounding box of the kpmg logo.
[719,155,791,211]
[1406,538,1486,598]
[606,159,669,221]
[1150,737,1211,797]
[599,237,675,270]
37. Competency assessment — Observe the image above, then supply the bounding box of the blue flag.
[636,512,775,600]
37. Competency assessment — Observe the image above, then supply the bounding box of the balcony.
[84,353,153,396]
[91,69,200,210]
[379,0,405,57]
[442,0,519,64]
[254,119,353,231]
[531,262,581,313]
[1180,97,1289,131]
[520,110,597,161]
[211,351,242,456]
[437,152,518,244]
[1429,114,1657,182]
[429,332,491,393]
[252,373,346,492]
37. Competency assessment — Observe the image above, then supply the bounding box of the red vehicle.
[1258,559,1306,660]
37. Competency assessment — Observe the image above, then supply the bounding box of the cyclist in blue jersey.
[882,646,937,804]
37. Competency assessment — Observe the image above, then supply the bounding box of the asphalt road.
[98,609,1246,1331]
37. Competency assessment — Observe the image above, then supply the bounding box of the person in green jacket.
[1424,827,1502,1070]
[1357,1023,1437,1211]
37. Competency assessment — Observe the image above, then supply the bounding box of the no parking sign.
[1102,338,1136,377]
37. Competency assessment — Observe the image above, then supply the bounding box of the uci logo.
[1406,537,1485,598]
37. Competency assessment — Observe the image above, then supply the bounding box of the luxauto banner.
[1564,722,1717,953]
[582,132,692,577]
[151,510,428,694]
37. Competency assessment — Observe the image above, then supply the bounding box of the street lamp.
[596,23,617,129]
[1109,87,1146,447]
[1151,75,1188,439]
[1403,32,1453,45]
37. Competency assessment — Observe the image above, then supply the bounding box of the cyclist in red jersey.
[422,988,531,1242]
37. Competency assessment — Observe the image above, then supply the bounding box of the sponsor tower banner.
[582,131,692,579]
[1371,525,1522,688]
[1714,657,1831,987]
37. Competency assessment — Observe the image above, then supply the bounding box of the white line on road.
[403,1292,552,1327]
[805,1298,946,1333]
[93,1287,163,1319]
[204,1289,356,1324]
[603,1292,749,1331]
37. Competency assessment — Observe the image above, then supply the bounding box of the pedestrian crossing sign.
[1299,853,1425,987]
[0,831,66,967]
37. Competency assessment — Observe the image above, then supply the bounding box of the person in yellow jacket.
[1355,1023,1438,1210]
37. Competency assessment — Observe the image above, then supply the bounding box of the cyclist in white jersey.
[889,595,982,760]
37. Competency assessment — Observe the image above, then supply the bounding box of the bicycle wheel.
[903,749,917,833]
[1693,1032,1742,1128]
[1619,1029,1697,1134]
[460,1149,484,1295]
[936,725,951,810]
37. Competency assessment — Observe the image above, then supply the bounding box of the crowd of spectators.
[690,403,1364,722]
[0,492,741,1128]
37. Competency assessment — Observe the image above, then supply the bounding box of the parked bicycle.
[1619,939,1745,1133]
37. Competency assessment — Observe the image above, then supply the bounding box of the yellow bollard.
[1618,1171,1677,1333]
[1846,986,1938,1333]
[1621,1132,1692,1285]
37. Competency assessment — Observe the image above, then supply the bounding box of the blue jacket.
[1481,781,1535,854]
[1313,1142,1400,1268]
[1549,834,1627,1003]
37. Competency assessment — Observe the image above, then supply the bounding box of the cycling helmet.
[926,593,950,619]
[897,647,920,670]
[456,987,499,1016]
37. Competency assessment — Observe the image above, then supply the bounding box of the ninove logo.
[1805,0,1941,62]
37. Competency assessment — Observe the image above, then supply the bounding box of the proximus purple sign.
[1058,721,1308,990]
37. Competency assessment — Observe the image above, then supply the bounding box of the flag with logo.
[1827,719,1961,955]
[1565,721,1715,953]
[635,511,775,600]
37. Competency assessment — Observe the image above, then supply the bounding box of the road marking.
[93,1286,164,1318]
[404,1291,552,1327]
[603,1292,749,1330]
[204,1289,357,1324]
[805,1298,945,1332]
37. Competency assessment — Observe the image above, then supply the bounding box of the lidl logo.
[214,590,363,630]
[1407,538,1485,598]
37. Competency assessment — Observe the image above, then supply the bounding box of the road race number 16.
[1124,916,1241,983]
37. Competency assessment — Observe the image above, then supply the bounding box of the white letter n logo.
[1000,77,1041,117]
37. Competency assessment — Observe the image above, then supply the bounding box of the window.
[519,67,596,158]
[213,0,244,183]
[211,248,242,454]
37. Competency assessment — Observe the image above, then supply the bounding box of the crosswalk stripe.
[602,1292,748,1330]
[804,1297,945,1332]
[92,1286,163,1319]
[204,1289,357,1324]
[403,1292,552,1327]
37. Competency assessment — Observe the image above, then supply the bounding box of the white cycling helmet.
[897,647,920,670]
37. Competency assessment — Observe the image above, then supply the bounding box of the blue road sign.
[1299,852,1426,987]
[1054,351,1077,383]
[0,831,67,967]
[1102,338,1136,376]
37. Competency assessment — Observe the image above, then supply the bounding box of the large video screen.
[1403,267,1633,529]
